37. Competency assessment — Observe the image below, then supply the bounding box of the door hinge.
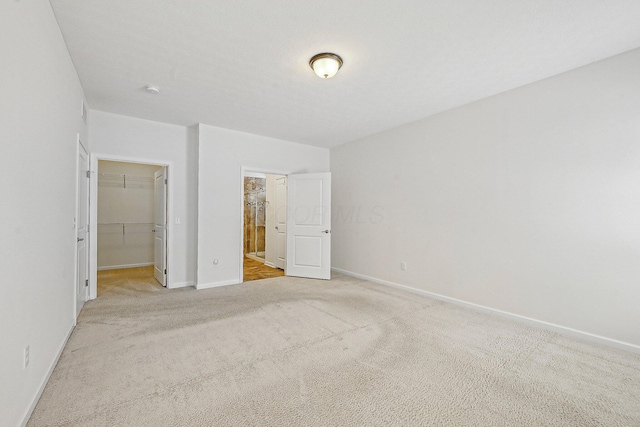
[164,268,167,274]
[164,178,167,184]
[86,171,91,178]
[85,279,89,287]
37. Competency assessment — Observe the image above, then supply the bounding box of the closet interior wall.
[97,160,162,270]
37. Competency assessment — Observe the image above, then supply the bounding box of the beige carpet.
[29,270,640,426]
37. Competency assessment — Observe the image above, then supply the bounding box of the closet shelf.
[98,173,154,189]
[98,222,154,225]
[97,222,154,235]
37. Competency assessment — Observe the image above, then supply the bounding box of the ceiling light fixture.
[145,85,160,94]
[309,53,343,79]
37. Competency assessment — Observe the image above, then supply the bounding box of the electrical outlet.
[24,345,30,369]
[401,262,407,271]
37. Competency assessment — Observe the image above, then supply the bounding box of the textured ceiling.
[50,0,640,148]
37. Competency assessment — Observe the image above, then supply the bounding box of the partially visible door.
[76,142,89,318]
[286,173,331,280]
[275,176,287,270]
[154,167,167,286]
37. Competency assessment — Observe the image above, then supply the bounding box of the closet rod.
[98,173,154,180]
[97,222,154,236]
[97,222,154,226]
[98,173,154,189]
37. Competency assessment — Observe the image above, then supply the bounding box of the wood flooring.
[97,260,283,296]
[243,256,284,281]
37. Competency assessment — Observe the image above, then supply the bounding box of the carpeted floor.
[96,266,163,297]
[28,270,640,426]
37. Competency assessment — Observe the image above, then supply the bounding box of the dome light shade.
[309,53,343,79]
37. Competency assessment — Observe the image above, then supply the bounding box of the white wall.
[197,124,330,288]
[89,110,198,288]
[97,161,162,270]
[0,1,88,425]
[331,48,640,349]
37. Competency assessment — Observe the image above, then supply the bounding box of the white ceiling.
[50,0,640,148]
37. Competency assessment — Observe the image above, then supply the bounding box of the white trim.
[332,267,640,355]
[196,279,240,290]
[171,281,195,289]
[21,324,74,427]
[74,137,89,320]
[90,153,174,299]
[74,136,81,319]
[264,261,276,268]
[97,262,154,271]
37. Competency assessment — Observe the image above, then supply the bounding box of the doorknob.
[77,237,84,242]
[321,230,331,234]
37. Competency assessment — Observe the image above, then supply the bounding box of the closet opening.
[94,160,168,296]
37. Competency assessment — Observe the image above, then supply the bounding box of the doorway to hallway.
[242,172,286,282]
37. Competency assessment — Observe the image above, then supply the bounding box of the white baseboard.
[245,253,265,263]
[264,261,276,268]
[170,281,194,289]
[332,267,640,355]
[21,323,75,427]
[97,262,153,271]
[196,279,240,290]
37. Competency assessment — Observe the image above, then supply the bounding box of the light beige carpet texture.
[29,272,640,426]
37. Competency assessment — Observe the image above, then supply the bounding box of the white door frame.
[75,136,90,319]
[89,153,174,299]
[240,166,290,283]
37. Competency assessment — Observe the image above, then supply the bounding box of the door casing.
[75,138,90,318]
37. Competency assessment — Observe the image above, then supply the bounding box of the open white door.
[154,167,167,286]
[286,173,331,280]
[275,176,287,270]
[76,142,89,318]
